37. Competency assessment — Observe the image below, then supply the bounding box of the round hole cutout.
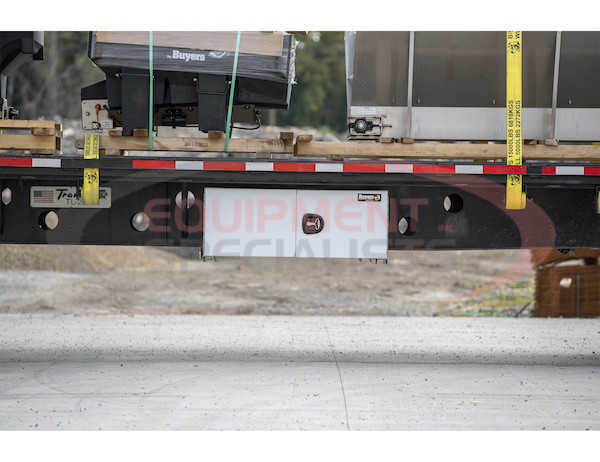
[443,194,464,213]
[131,212,150,232]
[398,216,418,236]
[176,190,196,209]
[39,211,59,230]
[1,188,11,205]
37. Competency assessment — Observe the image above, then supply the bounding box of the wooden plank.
[31,127,63,138]
[55,134,62,153]
[132,129,150,137]
[208,131,225,139]
[75,136,294,155]
[280,132,294,140]
[297,135,313,142]
[294,140,600,161]
[0,135,57,150]
[0,120,55,129]
[96,31,285,57]
[100,148,123,156]
[31,149,60,155]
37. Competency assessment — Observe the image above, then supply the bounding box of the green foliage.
[276,31,347,133]
[7,31,104,120]
[7,31,348,133]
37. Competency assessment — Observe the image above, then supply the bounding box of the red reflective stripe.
[506,166,527,174]
[273,163,315,172]
[0,157,32,167]
[132,160,176,169]
[482,165,526,174]
[542,166,556,175]
[203,161,245,171]
[343,163,386,173]
[584,167,600,176]
[413,164,455,174]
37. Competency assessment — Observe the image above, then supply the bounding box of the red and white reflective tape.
[541,166,600,175]
[0,157,62,168]
[1,156,600,176]
[166,161,533,175]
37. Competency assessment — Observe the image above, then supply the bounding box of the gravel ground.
[0,245,536,316]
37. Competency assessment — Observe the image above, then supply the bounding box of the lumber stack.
[0,120,62,154]
[294,136,600,161]
[74,130,295,157]
[70,131,600,161]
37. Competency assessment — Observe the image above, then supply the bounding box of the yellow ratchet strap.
[83,134,100,205]
[506,31,526,210]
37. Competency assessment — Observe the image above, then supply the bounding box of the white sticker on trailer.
[356,106,377,116]
[30,186,111,208]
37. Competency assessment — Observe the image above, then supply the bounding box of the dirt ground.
[0,245,536,317]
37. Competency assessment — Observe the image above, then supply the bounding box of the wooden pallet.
[534,264,600,317]
[74,130,295,157]
[0,119,63,154]
[294,135,600,161]
[73,130,600,160]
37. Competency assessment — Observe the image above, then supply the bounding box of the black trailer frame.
[1,154,599,252]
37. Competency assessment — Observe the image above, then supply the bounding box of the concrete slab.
[0,315,598,430]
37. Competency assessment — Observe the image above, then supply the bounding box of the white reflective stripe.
[175,161,204,170]
[385,164,413,173]
[455,165,484,174]
[32,158,61,168]
[556,166,584,175]
[245,162,274,171]
[315,163,344,172]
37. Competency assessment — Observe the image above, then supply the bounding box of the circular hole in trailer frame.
[175,190,196,209]
[131,212,150,232]
[398,216,418,236]
[1,188,11,205]
[39,211,59,230]
[443,194,464,213]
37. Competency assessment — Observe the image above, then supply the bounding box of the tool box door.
[295,190,389,259]
[204,188,296,257]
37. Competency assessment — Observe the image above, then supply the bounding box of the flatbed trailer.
[1,152,599,256]
[1,30,599,259]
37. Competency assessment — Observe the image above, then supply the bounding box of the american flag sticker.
[30,186,111,208]
[33,189,54,204]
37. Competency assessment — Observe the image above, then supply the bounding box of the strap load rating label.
[83,134,100,205]
[506,31,526,210]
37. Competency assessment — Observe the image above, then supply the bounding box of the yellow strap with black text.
[506,31,526,210]
[83,134,100,205]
